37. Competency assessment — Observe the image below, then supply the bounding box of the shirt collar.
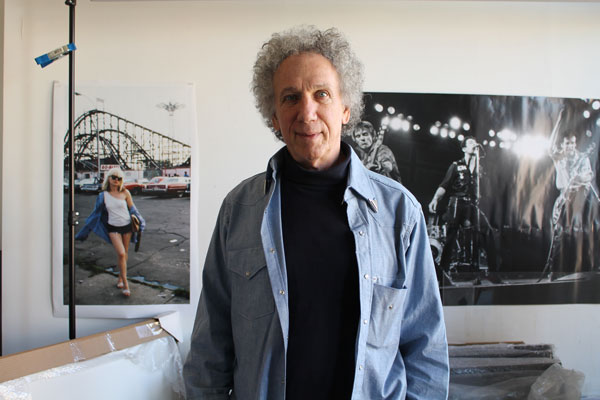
[281,146,349,186]
[344,142,378,211]
[265,142,378,211]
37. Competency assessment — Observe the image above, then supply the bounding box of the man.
[351,120,402,182]
[542,108,599,279]
[428,137,497,277]
[184,26,448,400]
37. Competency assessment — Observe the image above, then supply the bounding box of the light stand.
[32,1,78,341]
[66,0,77,340]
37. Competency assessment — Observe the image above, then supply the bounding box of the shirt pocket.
[227,247,275,320]
[367,284,408,349]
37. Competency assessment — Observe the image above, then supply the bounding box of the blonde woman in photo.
[76,167,145,297]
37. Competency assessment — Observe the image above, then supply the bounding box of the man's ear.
[272,115,280,131]
[342,107,350,125]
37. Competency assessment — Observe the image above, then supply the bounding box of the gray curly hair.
[252,25,365,140]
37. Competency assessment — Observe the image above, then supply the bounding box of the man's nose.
[297,95,318,122]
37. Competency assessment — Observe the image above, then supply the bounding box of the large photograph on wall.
[52,82,199,318]
[343,92,600,305]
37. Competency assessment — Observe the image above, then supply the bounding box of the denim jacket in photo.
[75,191,145,243]
[184,144,449,399]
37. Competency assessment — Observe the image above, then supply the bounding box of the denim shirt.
[184,144,449,400]
[75,191,146,243]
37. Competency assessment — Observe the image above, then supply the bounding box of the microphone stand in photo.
[473,145,481,271]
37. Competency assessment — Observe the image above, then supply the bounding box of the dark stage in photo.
[344,92,600,305]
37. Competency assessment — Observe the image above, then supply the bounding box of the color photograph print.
[52,82,199,318]
[343,92,600,305]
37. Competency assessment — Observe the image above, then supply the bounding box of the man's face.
[271,52,350,170]
[463,138,477,155]
[353,128,373,150]
[562,136,577,153]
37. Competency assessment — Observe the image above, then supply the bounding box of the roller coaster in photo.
[64,109,191,172]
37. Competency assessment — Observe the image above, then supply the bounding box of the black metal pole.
[66,0,77,340]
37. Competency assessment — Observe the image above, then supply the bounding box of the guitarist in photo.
[351,120,402,182]
[542,108,600,280]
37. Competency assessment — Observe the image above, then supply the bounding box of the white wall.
[0,0,3,335]
[3,0,600,395]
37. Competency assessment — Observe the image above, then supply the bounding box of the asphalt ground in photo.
[63,192,191,305]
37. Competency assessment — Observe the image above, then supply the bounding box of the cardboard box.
[0,319,170,383]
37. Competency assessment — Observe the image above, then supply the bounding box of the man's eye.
[283,94,298,102]
[317,91,329,98]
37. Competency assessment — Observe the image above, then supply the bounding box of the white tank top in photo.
[104,192,130,227]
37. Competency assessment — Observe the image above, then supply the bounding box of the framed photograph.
[344,92,600,305]
[52,81,199,318]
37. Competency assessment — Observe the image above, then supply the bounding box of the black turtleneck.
[281,148,360,400]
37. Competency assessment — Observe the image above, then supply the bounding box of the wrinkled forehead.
[353,127,372,137]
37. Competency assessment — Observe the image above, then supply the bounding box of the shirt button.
[364,274,370,280]
[245,271,250,277]
[359,365,364,370]
[279,290,285,295]
[363,319,368,325]
[388,304,394,310]
[270,248,275,253]
[359,231,365,236]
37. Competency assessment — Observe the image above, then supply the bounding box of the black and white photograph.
[52,82,199,317]
[344,92,600,305]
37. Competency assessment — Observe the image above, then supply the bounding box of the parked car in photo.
[74,177,96,192]
[80,178,102,194]
[144,176,191,197]
[142,176,168,195]
[123,178,148,195]
[164,177,191,197]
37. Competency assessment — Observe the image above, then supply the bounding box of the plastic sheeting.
[449,343,585,400]
[528,363,585,400]
[450,364,585,400]
[0,336,184,400]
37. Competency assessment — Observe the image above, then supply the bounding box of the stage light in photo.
[512,134,549,160]
[449,116,461,130]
